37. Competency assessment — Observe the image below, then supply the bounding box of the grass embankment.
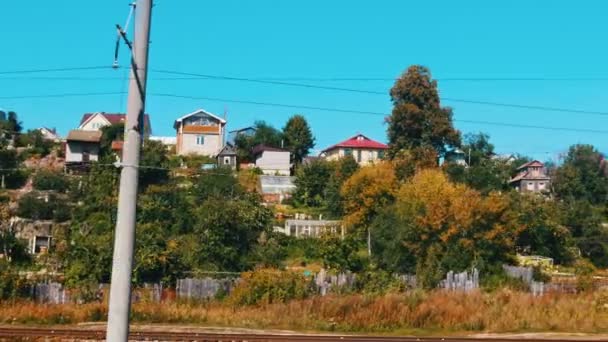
[1,290,608,334]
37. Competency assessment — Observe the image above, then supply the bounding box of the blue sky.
[1,0,607,161]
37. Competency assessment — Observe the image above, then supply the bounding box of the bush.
[575,259,597,292]
[33,170,69,192]
[17,193,70,221]
[228,268,314,305]
[0,264,31,300]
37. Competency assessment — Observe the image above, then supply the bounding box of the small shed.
[217,144,237,170]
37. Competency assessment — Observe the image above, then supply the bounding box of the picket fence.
[440,269,479,292]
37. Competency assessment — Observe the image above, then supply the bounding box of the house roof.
[322,134,388,153]
[218,144,237,156]
[80,112,151,132]
[66,130,102,143]
[174,109,226,128]
[517,160,544,170]
[228,126,256,134]
[509,171,551,183]
[252,144,289,156]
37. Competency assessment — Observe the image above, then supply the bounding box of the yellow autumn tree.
[393,169,518,287]
[341,162,398,254]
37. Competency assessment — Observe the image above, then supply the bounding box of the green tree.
[282,114,315,165]
[139,139,170,188]
[387,65,460,159]
[319,234,363,272]
[294,158,332,207]
[16,130,54,157]
[554,144,608,204]
[325,156,359,217]
[191,193,272,271]
[512,193,575,264]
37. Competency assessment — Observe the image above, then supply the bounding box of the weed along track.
[0,328,603,342]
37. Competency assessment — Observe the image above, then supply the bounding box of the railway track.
[0,327,600,341]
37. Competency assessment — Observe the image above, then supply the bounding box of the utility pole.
[106,1,152,341]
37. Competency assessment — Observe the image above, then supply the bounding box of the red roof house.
[321,134,388,165]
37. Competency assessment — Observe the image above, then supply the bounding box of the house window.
[538,182,546,190]
[527,182,535,190]
[33,236,51,254]
[378,150,385,159]
[196,135,205,145]
[224,156,231,165]
[344,148,353,156]
[357,150,362,163]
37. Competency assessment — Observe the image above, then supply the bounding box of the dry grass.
[1,290,608,334]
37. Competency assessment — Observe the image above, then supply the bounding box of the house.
[228,126,257,144]
[174,109,227,156]
[37,127,61,142]
[509,160,551,193]
[259,175,296,203]
[320,134,388,165]
[444,148,468,166]
[65,130,102,164]
[79,112,152,135]
[277,217,344,238]
[253,145,291,176]
[217,144,237,170]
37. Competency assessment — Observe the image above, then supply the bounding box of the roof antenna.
[113,2,136,69]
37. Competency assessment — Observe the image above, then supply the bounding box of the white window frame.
[196,135,205,145]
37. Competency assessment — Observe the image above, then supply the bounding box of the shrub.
[575,259,597,292]
[0,264,31,300]
[33,170,69,192]
[228,268,314,305]
[17,193,70,221]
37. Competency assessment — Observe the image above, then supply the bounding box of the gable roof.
[80,112,151,132]
[228,126,256,134]
[218,144,237,156]
[252,144,288,156]
[66,130,102,143]
[517,160,544,170]
[322,134,388,153]
[174,109,226,128]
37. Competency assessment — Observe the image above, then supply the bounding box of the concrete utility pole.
[106,1,152,341]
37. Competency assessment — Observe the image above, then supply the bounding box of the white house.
[253,145,291,176]
[174,109,227,156]
[65,130,102,163]
[36,127,61,142]
[320,134,388,165]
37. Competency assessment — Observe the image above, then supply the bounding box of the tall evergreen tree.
[283,114,315,165]
[387,65,460,159]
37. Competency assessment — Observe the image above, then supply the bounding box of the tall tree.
[553,144,608,205]
[283,114,315,165]
[387,65,460,159]
[293,158,332,207]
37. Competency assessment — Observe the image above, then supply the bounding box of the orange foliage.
[341,162,398,228]
[396,169,517,264]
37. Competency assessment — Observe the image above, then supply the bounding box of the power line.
[150,92,608,134]
[0,66,113,75]
[0,92,126,100]
[150,69,608,117]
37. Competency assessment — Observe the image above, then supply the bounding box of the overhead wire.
[150,92,608,135]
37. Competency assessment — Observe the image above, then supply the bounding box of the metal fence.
[33,282,70,304]
[440,269,479,292]
[176,278,234,300]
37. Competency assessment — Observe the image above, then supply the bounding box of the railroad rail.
[0,327,601,341]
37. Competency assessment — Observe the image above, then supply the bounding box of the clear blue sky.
[1,0,607,161]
